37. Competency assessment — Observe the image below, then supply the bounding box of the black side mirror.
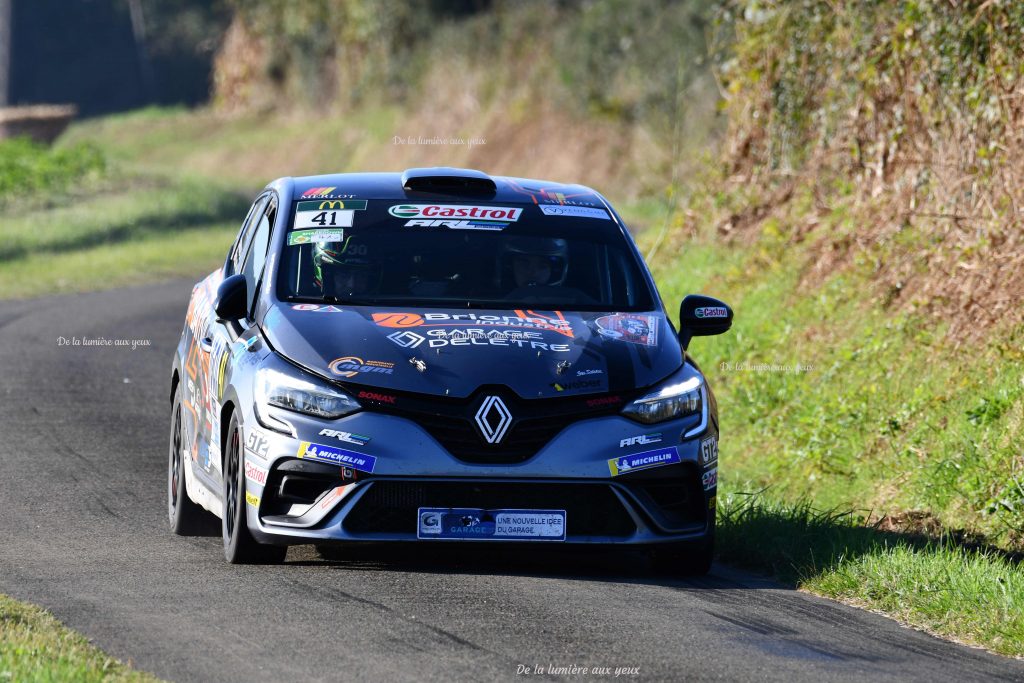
[214,274,248,321]
[679,294,733,350]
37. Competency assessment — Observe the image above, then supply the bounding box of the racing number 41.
[309,211,338,226]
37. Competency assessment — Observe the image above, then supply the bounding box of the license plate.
[417,508,566,541]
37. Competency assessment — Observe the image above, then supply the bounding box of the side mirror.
[679,294,733,350]
[214,274,248,321]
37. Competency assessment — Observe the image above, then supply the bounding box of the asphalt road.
[0,280,1021,683]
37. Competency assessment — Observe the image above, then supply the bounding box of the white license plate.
[417,508,566,541]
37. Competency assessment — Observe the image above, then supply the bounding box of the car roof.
[271,168,609,207]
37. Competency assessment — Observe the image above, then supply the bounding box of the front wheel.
[222,413,286,564]
[168,384,207,535]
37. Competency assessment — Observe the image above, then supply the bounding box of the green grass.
[717,493,1024,657]
[0,137,106,203]
[0,594,161,682]
[0,177,246,298]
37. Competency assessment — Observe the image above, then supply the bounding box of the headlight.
[255,366,361,433]
[621,374,703,425]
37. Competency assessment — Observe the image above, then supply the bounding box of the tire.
[168,384,208,535]
[222,412,286,564]
[650,537,714,576]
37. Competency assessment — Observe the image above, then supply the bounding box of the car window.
[241,199,276,314]
[276,200,656,311]
[230,195,270,274]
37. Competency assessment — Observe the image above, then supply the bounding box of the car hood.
[260,304,682,399]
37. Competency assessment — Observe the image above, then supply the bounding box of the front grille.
[342,384,630,464]
[407,410,586,463]
[343,480,637,537]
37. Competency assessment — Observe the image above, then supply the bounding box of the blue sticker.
[608,445,680,476]
[297,441,376,473]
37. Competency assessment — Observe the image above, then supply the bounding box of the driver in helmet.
[313,240,381,298]
[502,237,569,294]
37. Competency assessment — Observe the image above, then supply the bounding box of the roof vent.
[401,167,496,194]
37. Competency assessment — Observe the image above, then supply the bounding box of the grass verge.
[0,594,161,682]
[717,493,1024,657]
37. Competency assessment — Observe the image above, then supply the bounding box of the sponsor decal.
[608,446,681,477]
[294,199,367,230]
[417,508,566,541]
[388,204,523,221]
[245,429,270,459]
[300,187,337,199]
[708,495,717,511]
[291,303,344,313]
[357,390,397,405]
[386,330,426,348]
[245,491,260,508]
[576,369,603,376]
[586,395,622,408]
[328,356,395,378]
[297,199,367,212]
[216,347,229,399]
[694,306,729,319]
[539,205,610,220]
[288,229,344,245]
[702,467,718,491]
[372,312,425,328]
[297,441,377,473]
[230,335,260,361]
[700,434,719,466]
[551,378,602,392]
[619,433,663,448]
[318,428,370,446]
[373,310,572,338]
[244,459,268,486]
[594,313,659,347]
[319,485,350,510]
[403,219,509,230]
[422,328,570,352]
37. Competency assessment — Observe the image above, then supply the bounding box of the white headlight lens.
[255,367,360,427]
[622,376,703,424]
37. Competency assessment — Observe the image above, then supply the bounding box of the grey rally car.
[167,167,732,571]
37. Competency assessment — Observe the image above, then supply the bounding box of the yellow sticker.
[708,495,717,511]
[245,491,260,508]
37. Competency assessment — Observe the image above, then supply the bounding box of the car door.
[182,192,272,493]
[195,192,279,495]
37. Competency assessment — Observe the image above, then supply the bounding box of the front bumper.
[242,403,718,546]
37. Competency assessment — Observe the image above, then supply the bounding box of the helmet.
[313,240,381,296]
[500,236,569,288]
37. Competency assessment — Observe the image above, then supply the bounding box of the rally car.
[167,167,732,571]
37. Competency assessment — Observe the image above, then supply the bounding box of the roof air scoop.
[401,167,497,195]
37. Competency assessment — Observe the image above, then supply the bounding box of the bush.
[0,138,107,201]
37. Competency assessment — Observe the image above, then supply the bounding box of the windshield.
[276,199,656,311]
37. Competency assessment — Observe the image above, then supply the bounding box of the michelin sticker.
[608,445,681,476]
[296,441,377,473]
[293,199,368,230]
[539,205,610,220]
